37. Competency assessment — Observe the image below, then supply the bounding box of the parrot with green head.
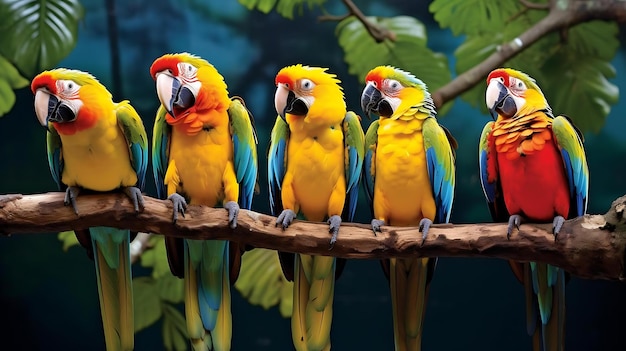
[268,64,365,351]
[480,68,589,351]
[360,66,456,351]
[150,53,258,351]
[31,68,148,351]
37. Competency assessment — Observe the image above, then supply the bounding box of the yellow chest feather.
[59,117,137,191]
[286,123,344,219]
[374,118,435,225]
[167,125,233,206]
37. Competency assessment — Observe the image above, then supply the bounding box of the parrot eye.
[178,63,198,79]
[384,79,402,93]
[510,77,526,91]
[57,79,80,96]
[300,79,315,91]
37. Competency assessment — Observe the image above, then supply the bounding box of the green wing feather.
[152,106,171,200]
[228,97,258,210]
[422,117,456,224]
[46,125,63,190]
[115,100,148,190]
[552,115,589,217]
[267,116,290,216]
[342,111,365,222]
[362,120,379,216]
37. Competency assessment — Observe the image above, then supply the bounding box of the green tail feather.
[292,254,335,351]
[185,239,232,351]
[390,257,432,351]
[525,262,566,351]
[90,227,133,351]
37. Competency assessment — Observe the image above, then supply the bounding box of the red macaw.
[480,68,589,351]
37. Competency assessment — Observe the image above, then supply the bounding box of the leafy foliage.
[430,0,524,36]
[0,55,29,117]
[234,248,293,318]
[58,230,79,251]
[336,16,453,113]
[134,236,188,347]
[0,0,84,78]
[238,0,326,19]
[446,3,619,131]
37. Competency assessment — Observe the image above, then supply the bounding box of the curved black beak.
[361,84,393,118]
[47,95,76,124]
[170,79,196,119]
[487,81,517,119]
[283,90,308,117]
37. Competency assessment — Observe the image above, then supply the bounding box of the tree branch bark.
[1,193,625,281]
[431,0,626,108]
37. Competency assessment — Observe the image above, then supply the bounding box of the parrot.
[31,69,148,351]
[150,53,258,351]
[360,66,456,351]
[480,68,589,351]
[268,64,365,351]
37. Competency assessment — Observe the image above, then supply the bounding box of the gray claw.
[419,218,432,246]
[276,209,296,230]
[552,215,565,241]
[224,201,240,229]
[507,214,523,239]
[328,215,342,249]
[371,219,385,235]
[64,186,81,215]
[168,193,187,223]
[123,186,144,212]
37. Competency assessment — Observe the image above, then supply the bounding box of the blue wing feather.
[362,121,378,217]
[342,112,365,222]
[152,106,170,200]
[115,101,148,191]
[552,116,589,217]
[267,117,289,216]
[46,126,63,190]
[228,97,258,211]
[422,118,456,224]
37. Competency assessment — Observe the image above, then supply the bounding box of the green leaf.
[429,0,523,36]
[57,231,79,251]
[0,54,29,117]
[566,21,620,60]
[162,303,188,351]
[336,16,453,114]
[157,274,184,304]
[238,0,325,19]
[542,54,618,133]
[0,0,84,77]
[133,277,163,333]
[235,248,293,316]
[139,236,172,279]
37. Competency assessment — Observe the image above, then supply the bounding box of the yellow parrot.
[31,69,148,351]
[360,66,456,351]
[150,53,258,351]
[268,64,365,351]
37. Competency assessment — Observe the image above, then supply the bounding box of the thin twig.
[318,14,350,22]
[340,0,395,42]
[519,0,550,10]
[130,232,153,264]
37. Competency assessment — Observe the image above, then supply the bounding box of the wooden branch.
[317,0,395,42]
[519,0,550,10]
[1,193,625,281]
[431,0,626,108]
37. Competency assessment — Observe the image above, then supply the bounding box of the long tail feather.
[292,254,335,351]
[524,262,566,351]
[184,239,232,351]
[390,257,433,351]
[90,227,134,351]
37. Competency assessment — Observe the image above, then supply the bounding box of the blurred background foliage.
[0,0,625,350]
